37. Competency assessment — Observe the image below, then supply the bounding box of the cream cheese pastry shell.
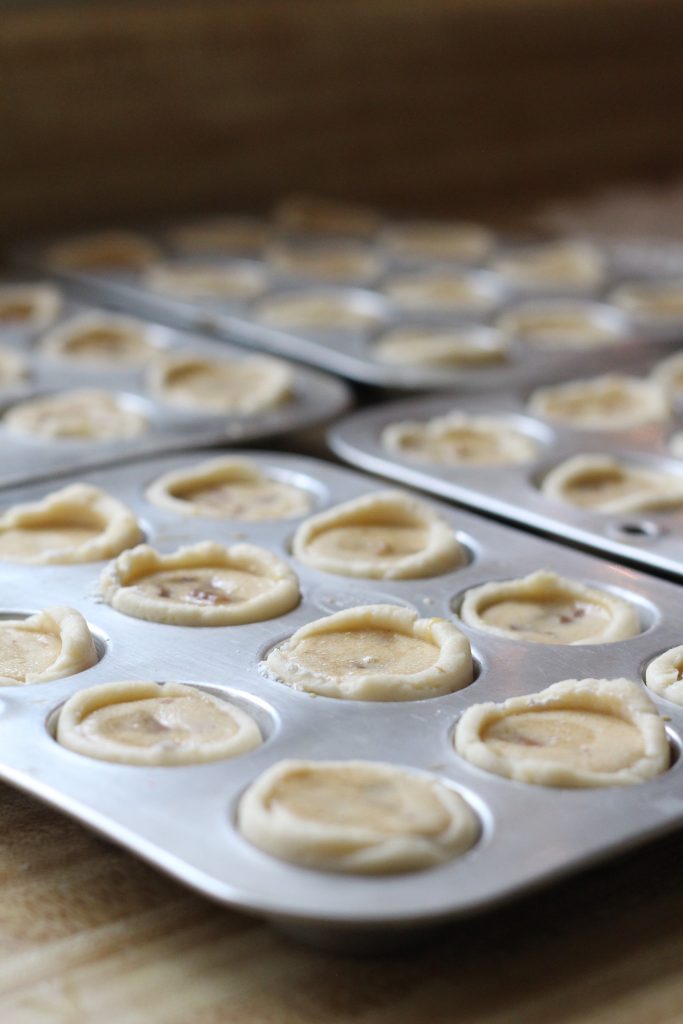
[460,570,640,644]
[292,490,466,579]
[645,645,683,706]
[38,312,155,366]
[541,453,683,513]
[146,352,293,414]
[651,351,683,397]
[496,302,622,347]
[0,606,97,685]
[0,347,28,388]
[0,284,62,331]
[373,327,507,367]
[272,194,381,236]
[168,216,268,255]
[528,374,670,430]
[45,231,161,272]
[0,483,143,564]
[610,279,683,321]
[382,412,539,466]
[380,221,494,262]
[143,261,266,301]
[146,456,311,520]
[57,680,262,765]
[490,241,606,289]
[265,240,380,283]
[264,604,473,701]
[237,758,478,874]
[100,541,300,626]
[3,388,149,442]
[454,677,669,787]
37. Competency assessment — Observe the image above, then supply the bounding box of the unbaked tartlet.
[0,607,97,685]
[0,483,143,564]
[238,759,479,873]
[264,604,473,701]
[38,313,156,367]
[454,677,669,787]
[57,681,262,765]
[292,490,466,579]
[144,261,266,302]
[3,389,149,442]
[528,374,670,430]
[459,570,640,645]
[0,283,62,332]
[146,456,312,521]
[382,412,539,466]
[45,231,161,272]
[146,352,293,414]
[541,454,683,513]
[100,541,300,626]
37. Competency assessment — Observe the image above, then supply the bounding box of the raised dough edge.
[0,605,97,686]
[540,453,683,514]
[528,374,670,428]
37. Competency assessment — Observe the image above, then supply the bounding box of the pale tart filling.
[613,281,683,319]
[481,709,645,772]
[3,389,148,441]
[0,607,97,686]
[40,316,154,366]
[305,524,429,564]
[454,677,670,787]
[0,628,60,680]
[374,327,507,367]
[492,243,605,288]
[144,262,265,301]
[0,523,101,562]
[0,285,62,330]
[132,567,273,606]
[238,758,479,873]
[381,221,494,262]
[382,272,493,312]
[497,310,617,346]
[57,681,262,765]
[286,628,440,680]
[479,597,611,644]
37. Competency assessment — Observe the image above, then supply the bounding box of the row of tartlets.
[0,455,680,880]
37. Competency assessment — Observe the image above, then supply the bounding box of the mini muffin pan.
[0,283,350,487]
[328,382,683,582]
[2,448,683,945]
[14,216,683,392]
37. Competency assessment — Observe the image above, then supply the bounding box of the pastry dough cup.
[100,541,300,626]
[460,570,640,645]
[272,194,381,237]
[645,645,683,706]
[454,677,670,787]
[45,231,161,272]
[265,604,473,701]
[528,374,670,430]
[57,681,262,765]
[146,456,311,520]
[382,412,539,466]
[292,490,466,579]
[541,454,683,514]
[3,389,149,442]
[143,261,267,301]
[238,759,479,874]
[374,326,508,367]
[380,220,494,262]
[146,352,293,414]
[0,283,62,331]
[38,312,155,366]
[0,484,143,564]
[0,346,28,388]
[0,606,97,685]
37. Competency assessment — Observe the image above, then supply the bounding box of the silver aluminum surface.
[14,230,683,392]
[0,286,350,487]
[328,387,683,581]
[1,449,683,938]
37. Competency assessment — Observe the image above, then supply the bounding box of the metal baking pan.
[328,386,683,581]
[2,448,683,945]
[13,227,683,392]
[0,282,350,488]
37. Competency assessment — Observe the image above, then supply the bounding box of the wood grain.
[2,0,683,239]
[1,776,683,1022]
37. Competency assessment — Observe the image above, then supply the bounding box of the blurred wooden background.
[2,0,683,239]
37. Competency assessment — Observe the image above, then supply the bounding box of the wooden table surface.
[2,777,683,1023]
